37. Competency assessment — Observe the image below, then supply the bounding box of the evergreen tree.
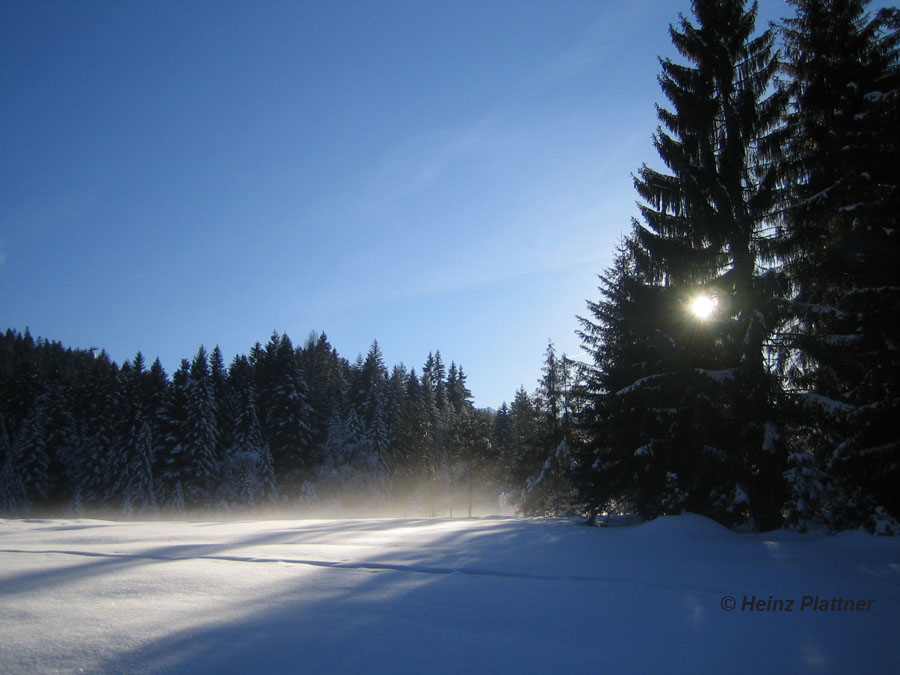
[0,412,9,478]
[502,387,544,511]
[0,448,26,515]
[169,480,185,511]
[144,358,172,502]
[209,345,231,457]
[388,369,423,495]
[575,244,661,518]
[76,354,122,508]
[779,0,900,528]
[492,402,514,457]
[316,407,388,511]
[386,364,409,426]
[183,348,219,505]
[8,394,51,509]
[522,342,577,515]
[301,332,343,448]
[447,362,473,412]
[417,362,450,514]
[121,417,157,515]
[262,334,313,497]
[130,352,146,380]
[0,328,40,436]
[225,355,275,507]
[361,340,390,455]
[41,383,81,507]
[538,342,563,427]
[579,0,788,528]
[1,456,22,515]
[446,407,495,517]
[535,342,575,448]
[389,369,442,513]
[156,360,193,508]
[433,351,447,411]
[781,442,834,532]
[423,351,447,411]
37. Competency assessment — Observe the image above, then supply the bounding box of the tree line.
[0,329,570,518]
[2,0,898,532]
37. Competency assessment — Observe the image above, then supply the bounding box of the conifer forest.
[2,0,898,533]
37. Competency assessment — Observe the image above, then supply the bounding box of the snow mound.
[630,512,736,539]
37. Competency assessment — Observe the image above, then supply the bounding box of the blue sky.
[1,0,791,408]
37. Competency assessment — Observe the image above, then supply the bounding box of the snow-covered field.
[1,515,898,674]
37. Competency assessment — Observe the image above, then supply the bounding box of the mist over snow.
[2,514,899,674]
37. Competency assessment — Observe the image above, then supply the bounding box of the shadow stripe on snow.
[0,548,730,595]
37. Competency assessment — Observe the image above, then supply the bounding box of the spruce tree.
[518,342,577,515]
[209,345,231,458]
[423,351,447,411]
[122,417,157,515]
[9,394,51,509]
[446,407,494,517]
[145,358,172,501]
[446,362,473,413]
[303,332,349,449]
[42,383,80,507]
[77,355,122,509]
[388,370,425,503]
[492,403,513,456]
[503,387,543,511]
[575,243,665,518]
[779,0,900,529]
[183,348,219,505]
[0,412,9,481]
[263,334,313,498]
[361,340,390,455]
[156,359,191,509]
[226,355,275,507]
[580,0,788,528]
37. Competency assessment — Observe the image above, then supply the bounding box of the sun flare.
[689,294,717,319]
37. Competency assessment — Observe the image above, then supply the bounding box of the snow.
[800,392,857,415]
[823,334,861,346]
[695,367,738,383]
[634,443,654,457]
[837,203,864,212]
[762,420,779,453]
[793,302,847,319]
[1,515,899,674]
[616,373,667,396]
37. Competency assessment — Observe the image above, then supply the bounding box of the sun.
[689,294,717,320]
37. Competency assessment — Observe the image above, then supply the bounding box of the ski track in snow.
[0,546,732,596]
